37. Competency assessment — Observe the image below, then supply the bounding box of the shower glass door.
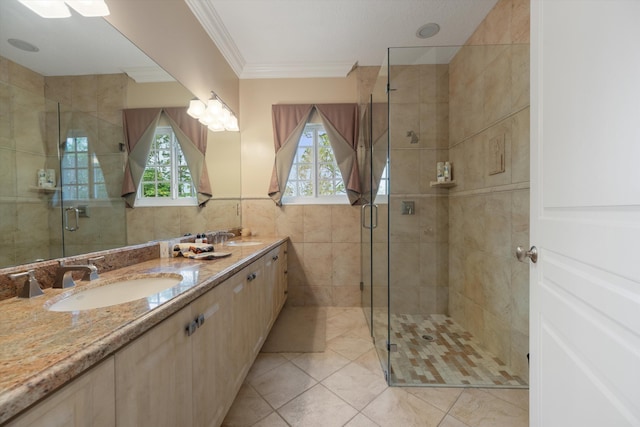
[57,103,127,258]
[361,56,391,380]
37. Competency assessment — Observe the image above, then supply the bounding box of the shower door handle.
[361,204,378,229]
[64,207,80,232]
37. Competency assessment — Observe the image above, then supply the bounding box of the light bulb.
[208,119,225,132]
[187,99,205,118]
[18,0,70,18]
[225,115,239,132]
[65,0,110,17]
[198,109,215,126]
[207,99,223,116]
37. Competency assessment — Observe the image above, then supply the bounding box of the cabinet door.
[228,264,253,390]
[266,243,288,322]
[276,243,288,314]
[263,249,279,332]
[191,280,232,427]
[115,306,193,427]
[228,261,264,391]
[247,260,266,358]
[6,358,115,427]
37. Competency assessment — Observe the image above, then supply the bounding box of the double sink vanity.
[0,237,288,426]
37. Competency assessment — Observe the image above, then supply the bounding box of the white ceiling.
[0,0,171,82]
[186,0,499,78]
[0,0,498,81]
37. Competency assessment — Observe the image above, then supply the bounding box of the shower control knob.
[516,246,538,263]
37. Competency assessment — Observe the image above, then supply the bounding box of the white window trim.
[134,197,198,207]
[282,194,350,205]
[284,123,350,204]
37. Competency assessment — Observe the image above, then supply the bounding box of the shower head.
[406,130,419,144]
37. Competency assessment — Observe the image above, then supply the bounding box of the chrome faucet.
[213,231,235,244]
[54,262,99,288]
[10,270,44,298]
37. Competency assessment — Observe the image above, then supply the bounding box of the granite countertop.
[0,237,287,424]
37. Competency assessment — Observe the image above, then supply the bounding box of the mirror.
[0,0,241,269]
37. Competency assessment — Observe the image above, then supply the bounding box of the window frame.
[134,126,198,207]
[282,123,349,205]
[60,133,108,203]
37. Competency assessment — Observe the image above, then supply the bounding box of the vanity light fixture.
[187,99,206,118]
[187,92,239,132]
[18,0,110,18]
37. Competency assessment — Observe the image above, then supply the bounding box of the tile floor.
[385,313,528,386]
[222,307,529,427]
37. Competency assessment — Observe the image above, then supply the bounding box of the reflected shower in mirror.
[0,0,241,269]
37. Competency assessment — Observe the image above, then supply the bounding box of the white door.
[530,1,640,426]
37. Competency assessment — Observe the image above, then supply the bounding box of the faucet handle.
[10,270,44,299]
[82,264,99,281]
[88,256,105,265]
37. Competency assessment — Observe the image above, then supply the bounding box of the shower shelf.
[430,181,457,188]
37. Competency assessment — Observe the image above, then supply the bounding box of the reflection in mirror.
[0,0,241,269]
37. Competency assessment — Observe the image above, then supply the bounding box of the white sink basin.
[226,241,263,247]
[48,274,183,312]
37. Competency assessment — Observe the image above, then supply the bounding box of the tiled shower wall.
[0,57,55,266]
[44,73,129,256]
[447,0,530,381]
[387,63,450,315]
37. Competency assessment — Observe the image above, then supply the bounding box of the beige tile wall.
[0,57,51,266]
[241,199,361,307]
[44,73,129,257]
[126,200,240,245]
[387,63,450,315]
[447,0,530,381]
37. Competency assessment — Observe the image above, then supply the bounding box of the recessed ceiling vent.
[7,38,39,52]
[416,23,441,39]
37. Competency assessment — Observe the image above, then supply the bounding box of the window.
[284,123,346,203]
[377,160,390,197]
[135,126,196,206]
[61,136,107,200]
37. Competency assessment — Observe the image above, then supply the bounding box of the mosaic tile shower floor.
[379,313,528,387]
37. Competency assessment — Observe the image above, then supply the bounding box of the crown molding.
[185,0,245,78]
[240,61,356,79]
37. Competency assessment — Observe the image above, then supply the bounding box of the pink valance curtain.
[268,103,361,205]
[121,107,211,208]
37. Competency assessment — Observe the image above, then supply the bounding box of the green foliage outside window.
[61,136,107,200]
[140,128,195,200]
[285,124,345,199]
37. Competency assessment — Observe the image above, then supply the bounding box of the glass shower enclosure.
[0,72,127,268]
[362,44,530,388]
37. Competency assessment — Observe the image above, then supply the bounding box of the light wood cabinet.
[115,305,194,427]
[228,261,264,391]
[191,275,232,427]
[10,242,287,427]
[265,242,288,326]
[115,242,287,427]
[6,358,115,427]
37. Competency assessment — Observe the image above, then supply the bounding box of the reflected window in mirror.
[135,126,197,207]
[61,136,107,200]
[377,159,389,197]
